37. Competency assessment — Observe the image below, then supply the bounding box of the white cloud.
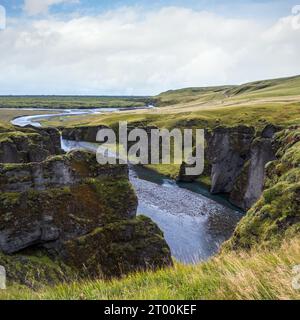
[0,6,300,95]
[23,0,78,16]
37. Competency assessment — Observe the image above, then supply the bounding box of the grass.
[1,238,299,300]
[196,175,212,189]
[39,101,300,132]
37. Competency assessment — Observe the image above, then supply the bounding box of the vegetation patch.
[1,238,299,300]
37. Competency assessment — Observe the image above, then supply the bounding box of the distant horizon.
[0,73,299,97]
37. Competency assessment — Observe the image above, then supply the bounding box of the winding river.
[11,108,243,264]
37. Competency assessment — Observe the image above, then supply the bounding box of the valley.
[0,75,299,300]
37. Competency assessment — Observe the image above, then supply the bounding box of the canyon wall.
[180,124,281,211]
[224,126,300,250]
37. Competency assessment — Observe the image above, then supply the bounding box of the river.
[11,108,243,264]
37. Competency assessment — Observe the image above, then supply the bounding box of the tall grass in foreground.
[1,238,299,300]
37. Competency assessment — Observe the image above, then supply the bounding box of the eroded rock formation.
[0,146,172,286]
[0,150,135,254]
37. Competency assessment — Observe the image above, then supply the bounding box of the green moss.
[85,176,137,220]
[0,251,77,288]
[0,192,20,207]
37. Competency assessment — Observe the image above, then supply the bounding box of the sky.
[0,0,300,95]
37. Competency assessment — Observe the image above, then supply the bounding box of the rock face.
[229,138,277,210]
[0,126,62,164]
[178,124,280,211]
[207,126,255,194]
[63,124,280,210]
[224,126,300,250]
[0,149,172,284]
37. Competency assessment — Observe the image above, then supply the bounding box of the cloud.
[23,0,78,16]
[0,6,300,95]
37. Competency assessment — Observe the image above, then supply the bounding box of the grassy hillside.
[155,85,235,107]
[155,75,300,108]
[225,75,300,99]
[1,238,299,300]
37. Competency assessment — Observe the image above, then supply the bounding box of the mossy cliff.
[0,125,62,164]
[0,149,172,287]
[224,126,300,250]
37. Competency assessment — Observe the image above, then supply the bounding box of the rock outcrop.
[61,215,171,278]
[0,150,135,254]
[0,149,172,285]
[0,126,62,164]
[0,149,127,193]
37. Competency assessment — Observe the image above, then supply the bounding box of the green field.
[0,96,150,110]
